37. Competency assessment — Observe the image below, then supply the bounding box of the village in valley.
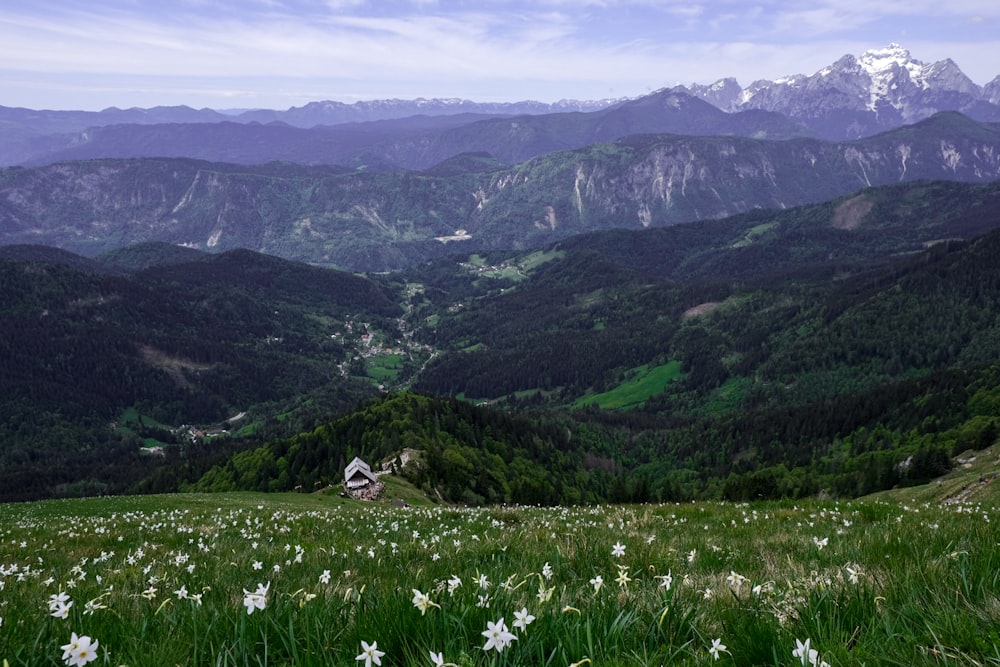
[111,250,571,485]
[330,307,436,392]
[117,283,441,460]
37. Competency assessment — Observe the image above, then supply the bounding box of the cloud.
[0,0,997,109]
[769,7,872,35]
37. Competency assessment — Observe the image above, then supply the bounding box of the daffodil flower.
[792,638,813,666]
[708,638,727,661]
[61,632,99,667]
[411,588,438,615]
[242,581,269,615]
[50,600,72,619]
[356,640,385,667]
[481,617,517,652]
[513,607,535,631]
[792,638,829,667]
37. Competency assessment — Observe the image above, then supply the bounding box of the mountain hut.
[344,456,377,489]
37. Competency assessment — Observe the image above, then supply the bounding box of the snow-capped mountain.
[681,44,1000,139]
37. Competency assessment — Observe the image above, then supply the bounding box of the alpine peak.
[677,44,999,140]
[858,43,917,76]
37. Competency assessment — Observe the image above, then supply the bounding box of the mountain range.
[0,100,620,168]
[1,92,811,170]
[2,45,999,168]
[2,112,999,271]
[682,44,1000,139]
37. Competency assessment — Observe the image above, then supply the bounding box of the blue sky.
[1,0,998,111]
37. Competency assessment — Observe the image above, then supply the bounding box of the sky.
[1,0,999,112]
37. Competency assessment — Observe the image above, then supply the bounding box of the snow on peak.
[773,74,805,87]
[859,44,911,71]
[856,43,932,110]
[859,43,926,83]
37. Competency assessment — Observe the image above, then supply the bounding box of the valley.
[4,175,1000,505]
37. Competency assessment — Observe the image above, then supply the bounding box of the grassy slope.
[873,443,1000,505]
[1,487,997,666]
[574,361,685,409]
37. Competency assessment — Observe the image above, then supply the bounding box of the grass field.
[574,362,684,410]
[2,488,998,666]
[462,251,564,283]
[114,408,176,449]
[367,354,405,382]
[732,222,779,248]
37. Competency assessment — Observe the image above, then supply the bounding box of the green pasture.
[574,361,684,410]
[2,491,998,665]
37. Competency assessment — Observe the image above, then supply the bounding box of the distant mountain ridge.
[6,90,810,169]
[0,98,622,167]
[0,97,620,133]
[2,112,999,271]
[234,97,623,126]
[3,44,997,167]
[679,43,1000,139]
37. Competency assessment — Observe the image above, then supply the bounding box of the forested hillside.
[183,363,1000,505]
[185,224,1000,505]
[186,393,616,505]
[0,248,401,500]
[410,199,1000,414]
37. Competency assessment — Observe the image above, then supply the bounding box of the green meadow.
[367,353,406,383]
[575,362,684,410]
[2,492,998,666]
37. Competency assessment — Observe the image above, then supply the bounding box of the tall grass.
[1,493,997,665]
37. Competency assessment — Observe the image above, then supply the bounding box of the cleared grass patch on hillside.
[574,361,684,409]
[462,250,565,282]
[732,221,779,247]
[697,376,753,415]
[1,493,998,665]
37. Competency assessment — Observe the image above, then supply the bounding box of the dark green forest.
[182,366,1000,505]
[0,248,400,500]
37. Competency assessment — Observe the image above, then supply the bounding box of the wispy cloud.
[0,0,997,109]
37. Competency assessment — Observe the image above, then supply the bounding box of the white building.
[344,456,378,489]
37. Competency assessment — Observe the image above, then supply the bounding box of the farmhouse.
[344,456,384,500]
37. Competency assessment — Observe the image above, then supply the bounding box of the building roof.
[344,456,378,484]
